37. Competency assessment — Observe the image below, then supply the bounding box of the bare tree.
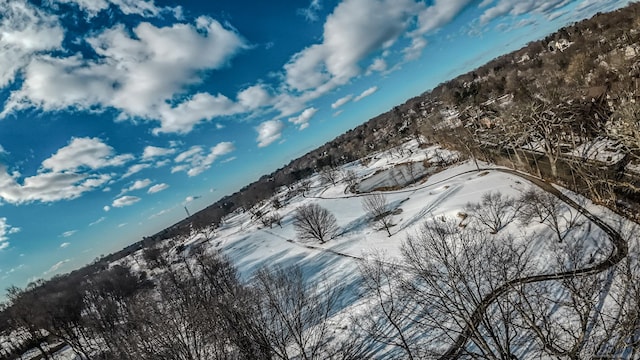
[252,266,353,360]
[511,240,614,359]
[607,99,640,161]
[293,204,339,243]
[519,99,575,178]
[343,170,358,189]
[465,191,520,233]
[320,166,340,186]
[356,254,417,359]
[362,193,394,237]
[399,218,532,358]
[518,187,583,242]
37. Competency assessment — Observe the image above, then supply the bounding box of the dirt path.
[438,169,627,359]
[270,167,628,358]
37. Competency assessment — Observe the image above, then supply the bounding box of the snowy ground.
[49,139,635,359]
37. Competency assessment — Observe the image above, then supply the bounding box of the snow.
[11,139,636,359]
[186,141,619,355]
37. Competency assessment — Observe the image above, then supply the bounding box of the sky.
[0,0,631,293]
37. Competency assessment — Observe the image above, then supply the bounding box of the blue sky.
[0,0,630,291]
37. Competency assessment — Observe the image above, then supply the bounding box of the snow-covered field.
[47,139,637,359]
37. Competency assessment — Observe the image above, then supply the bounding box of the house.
[548,39,572,53]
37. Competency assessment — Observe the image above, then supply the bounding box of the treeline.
[1,246,373,359]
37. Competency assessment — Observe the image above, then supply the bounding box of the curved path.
[277,166,628,358]
[437,169,628,359]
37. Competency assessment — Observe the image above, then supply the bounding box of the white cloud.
[0,217,19,250]
[0,169,111,204]
[298,0,322,21]
[288,107,318,130]
[0,145,6,154]
[256,120,284,148]
[142,145,176,160]
[173,142,235,177]
[413,0,473,35]
[112,195,141,208]
[89,216,106,226]
[44,259,69,275]
[53,0,171,18]
[103,205,110,212]
[0,0,64,89]
[154,92,244,134]
[42,137,133,172]
[0,137,132,204]
[175,146,203,163]
[366,57,388,74]
[59,242,71,248]
[331,94,353,109]
[403,37,428,61]
[125,178,152,193]
[237,84,272,110]
[353,86,378,102]
[148,183,169,194]
[122,163,151,178]
[479,0,572,24]
[184,195,201,204]
[284,0,418,94]
[2,17,248,134]
[60,230,76,238]
[149,208,171,219]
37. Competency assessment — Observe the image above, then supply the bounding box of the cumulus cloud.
[0,169,112,204]
[288,107,318,130]
[53,0,172,18]
[366,57,388,74]
[119,178,152,195]
[353,86,378,102]
[172,142,235,177]
[0,0,64,89]
[130,179,152,191]
[256,120,284,147]
[237,84,272,110]
[0,137,132,204]
[331,94,353,109]
[148,183,169,194]
[60,242,71,248]
[154,92,244,134]
[0,217,19,250]
[2,17,248,134]
[142,145,176,160]
[112,195,141,208]
[42,137,133,172]
[284,0,418,94]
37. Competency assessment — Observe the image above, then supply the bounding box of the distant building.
[547,39,572,53]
